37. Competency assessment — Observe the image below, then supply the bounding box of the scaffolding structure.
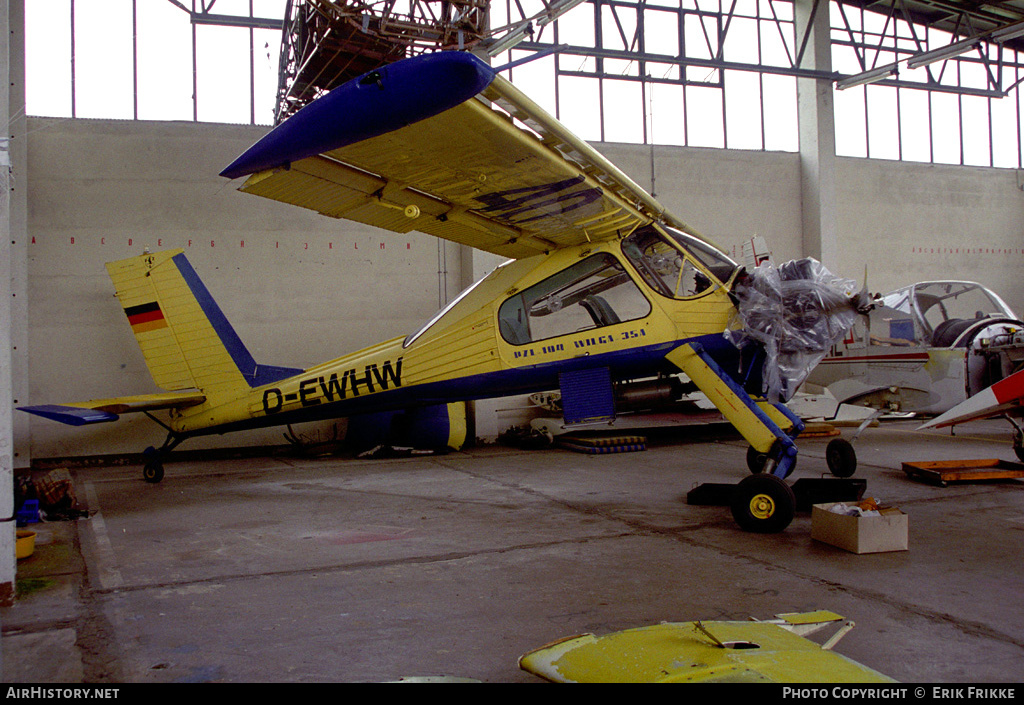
[31,1,1022,163]
[272,0,590,121]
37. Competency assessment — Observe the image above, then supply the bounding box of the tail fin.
[106,250,301,396]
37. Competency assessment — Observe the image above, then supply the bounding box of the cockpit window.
[873,281,1018,348]
[622,226,736,299]
[912,282,1016,332]
[498,253,650,345]
[663,227,739,283]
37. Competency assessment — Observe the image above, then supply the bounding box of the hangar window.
[490,0,1024,169]
[498,254,651,345]
[22,1,1024,169]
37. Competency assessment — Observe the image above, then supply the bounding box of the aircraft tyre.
[1013,429,1024,463]
[825,438,857,478]
[142,446,165,483]
[746,444,796,478]
[143,460,164,484]
[730,474,796,533]
[746,445,766,473]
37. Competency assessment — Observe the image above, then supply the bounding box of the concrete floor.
[2,417,1023,683]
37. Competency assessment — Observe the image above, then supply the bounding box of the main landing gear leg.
[142,433,184,484]
[666,343,801,533]
[736,427,799,534]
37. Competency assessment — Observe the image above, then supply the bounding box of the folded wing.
[221,51,699,260]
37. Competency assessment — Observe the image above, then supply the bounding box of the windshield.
[663,227,739,283]
[621,225,737,298]
[881,282,1016,331]
[876,281,1018,347]
[911,282,1017,331]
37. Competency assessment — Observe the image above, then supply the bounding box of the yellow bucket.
[15,530,36,560]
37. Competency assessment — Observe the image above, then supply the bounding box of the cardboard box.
[811,502,908,554]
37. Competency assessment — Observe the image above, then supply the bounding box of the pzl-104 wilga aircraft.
[19,51,870,532]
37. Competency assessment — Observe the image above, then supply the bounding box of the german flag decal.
[125,302,168,333]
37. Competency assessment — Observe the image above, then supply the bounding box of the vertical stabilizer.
[106,250,301,396]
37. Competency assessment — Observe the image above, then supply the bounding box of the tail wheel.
[142,445,166,484]
[143,459,164,484]
[731,474,796,533]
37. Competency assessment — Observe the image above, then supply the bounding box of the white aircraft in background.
[805,280,1024,474]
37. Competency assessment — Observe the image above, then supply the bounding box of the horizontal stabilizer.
[19,405,119,426]
[19,391,206,427]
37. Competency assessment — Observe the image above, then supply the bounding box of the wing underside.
[222,52,700,260]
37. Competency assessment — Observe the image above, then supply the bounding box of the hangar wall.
[24,117,467,458]
[833,158,1024,307]
[22,117,1024,459]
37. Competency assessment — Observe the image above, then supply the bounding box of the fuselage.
[170,224,746,437]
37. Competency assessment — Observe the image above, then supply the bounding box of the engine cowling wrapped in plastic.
[725,258,870,403]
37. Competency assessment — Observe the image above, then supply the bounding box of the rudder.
[106,250,300,396]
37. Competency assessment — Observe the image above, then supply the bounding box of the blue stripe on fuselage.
[184,333,751,438]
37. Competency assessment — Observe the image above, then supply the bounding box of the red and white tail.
[919,368,1024,430]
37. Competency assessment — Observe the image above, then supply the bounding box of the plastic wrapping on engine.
[725,258,867,403]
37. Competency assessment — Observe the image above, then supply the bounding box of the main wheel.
[826,438,857,478]
[730,474,796,533]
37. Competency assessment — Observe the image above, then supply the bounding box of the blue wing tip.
[19,405,119,426]
[220,51,495,180]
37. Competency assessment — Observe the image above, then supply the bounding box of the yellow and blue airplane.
[19,51,867,532]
